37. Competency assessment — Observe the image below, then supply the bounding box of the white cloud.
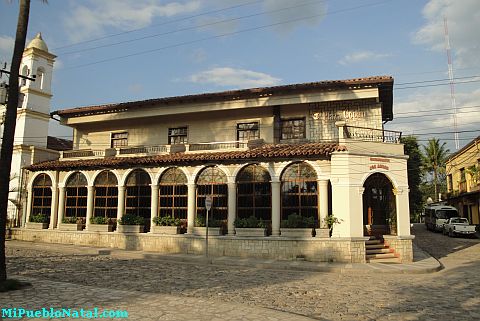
[338,51,391,65]
[413,0,480,67]
[64,0,201,42]
[0,35,14,62]
[188,67,281,88]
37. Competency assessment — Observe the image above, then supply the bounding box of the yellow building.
[446,136,480,225]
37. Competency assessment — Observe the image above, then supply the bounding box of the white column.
[85,185,94,230]
[49,186,58,229]
[57,186,66,228]
[187,183,196,234]
[117,185,126,223]
[227,182,236,235]
[395,187,411,237]
[25,184,33,226]
[150,184,159,229]
[271,181,281,236]
[318,179,329,228]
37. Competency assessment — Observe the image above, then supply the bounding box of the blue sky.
[0,0,479,152]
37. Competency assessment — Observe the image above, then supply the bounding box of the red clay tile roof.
[52,76,393,118]
[26,142,347,171]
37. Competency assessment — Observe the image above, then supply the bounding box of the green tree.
[421,138,450,202]
[0,0,32,284]
[401,136,423,221]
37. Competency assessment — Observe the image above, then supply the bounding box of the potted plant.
[59,216,85,231]
[89,216,115,232]
[234,216,267,237]
[193,215,222,236]
[323,214,342,237]
[26,213,49,229]
[280,213,315,238]
[151,215,183,234]
[117,213,145,233]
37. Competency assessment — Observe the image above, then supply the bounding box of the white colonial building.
[10,34,414,264]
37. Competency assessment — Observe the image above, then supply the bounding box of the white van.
[424,204,458,232]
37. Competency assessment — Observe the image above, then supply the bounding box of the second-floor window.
[237,122,259,141]
[281,118,305,140]
[447,174,453,192]
[460,168,466,182]
[111,132,128,148]
[168,127,188,144]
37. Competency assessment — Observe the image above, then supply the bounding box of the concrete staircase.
[365,237,400,263]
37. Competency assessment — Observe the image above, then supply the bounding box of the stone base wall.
[383,236,414,263]
[11,229,367,263]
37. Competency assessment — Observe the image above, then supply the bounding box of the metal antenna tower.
[444,16,459,150]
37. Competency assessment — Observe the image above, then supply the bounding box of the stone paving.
[1,224,479,321]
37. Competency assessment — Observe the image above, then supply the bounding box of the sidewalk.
[6,239,442,274]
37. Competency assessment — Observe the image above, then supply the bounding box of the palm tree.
[422,138,450,202]
[0,0,32,283]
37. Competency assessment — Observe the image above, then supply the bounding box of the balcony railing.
[344,125,402,143]
[61,149,105,159]
[189,141,247,151]
[118,145,168,155]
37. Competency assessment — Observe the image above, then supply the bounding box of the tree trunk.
[0,0,31,283]
[433,165,438,202]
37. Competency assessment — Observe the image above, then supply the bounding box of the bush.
[30,213,49,223]
[90,216,111,225]
[281,214,315,228]
[234,216,265,228]
[118,214,144,225]
[195,216,221,227]
[153,215,181,226]
[62,216,79,224]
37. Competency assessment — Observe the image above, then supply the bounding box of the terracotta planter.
[235,228,266,237]
[151,225,181,235]
[59,223,84,231]
[193,227,221,236]
[88,224,115,232]
[280,228,314,238]
[25,222,49,229]
[117,225,145,233]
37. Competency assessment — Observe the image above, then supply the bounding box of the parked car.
[442,217,476,237]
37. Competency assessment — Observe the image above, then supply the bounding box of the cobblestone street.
[2,224,479,320]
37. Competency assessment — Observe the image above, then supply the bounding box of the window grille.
[93,171,118,219]
[111,132,128,148]
[65,172,88,219]
[125,169,151,222]
[281,118,305,140]
[159,167,188,219]
[31,173,52,217]
[168,127,188,144]
[196,166,228,222]
[281,162,318,220]
[237,122,259,142]
[236,164,271,220]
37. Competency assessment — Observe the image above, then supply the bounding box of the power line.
[63,0,394,70]
[59,0,326,56]
[53,0,264,51]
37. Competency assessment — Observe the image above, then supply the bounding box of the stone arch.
[121,168,154,187]
[362,172,396,237]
